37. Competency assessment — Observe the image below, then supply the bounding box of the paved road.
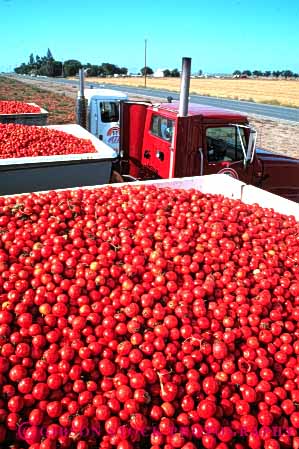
[14,75,299,122]
[100,84,299,122]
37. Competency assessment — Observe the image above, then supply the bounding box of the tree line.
[14,51,128,77]
[14,51,298,79]
[14,51,181,78]
[15,49,63,77]
[233,69,299,79]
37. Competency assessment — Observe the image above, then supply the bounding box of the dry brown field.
[82,77,299,108]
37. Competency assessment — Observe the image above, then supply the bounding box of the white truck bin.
[0,103,48,125]
[0,124,117,195]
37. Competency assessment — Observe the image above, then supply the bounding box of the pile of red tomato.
[1,184,299,449]
[0,124,96,159]
[0,101,41,115]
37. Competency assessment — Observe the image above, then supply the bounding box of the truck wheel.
[110,170,124,184]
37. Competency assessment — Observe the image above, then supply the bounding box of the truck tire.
[110,170,124,184]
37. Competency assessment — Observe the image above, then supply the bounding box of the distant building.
[153,69,166,78]
[233,74,248,79]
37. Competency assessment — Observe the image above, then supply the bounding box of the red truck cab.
[120,101,299,202]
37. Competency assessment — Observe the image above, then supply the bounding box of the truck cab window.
[100,102,119,123]
[206,127,246,162]
[150,115,174,142]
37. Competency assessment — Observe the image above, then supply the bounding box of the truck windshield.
[100,102,119,123]
[206,126,246,162]
[150,115,175,142]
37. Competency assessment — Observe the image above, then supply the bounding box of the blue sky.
[0,0,298,74]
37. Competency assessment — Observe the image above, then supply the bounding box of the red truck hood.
[255,147,299,202]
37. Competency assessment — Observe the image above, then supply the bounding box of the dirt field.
[0,76,76,124]
[6,75,299,159]
[81,76,299,108]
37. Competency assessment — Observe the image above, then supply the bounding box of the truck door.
[119,102,149,178]
[203,125,254,182]
[96,100,121,153]
[140,111,176,179]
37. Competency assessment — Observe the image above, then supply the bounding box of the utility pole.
[144,38,147,88]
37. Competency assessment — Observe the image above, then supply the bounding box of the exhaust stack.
[76,68,87,129]
[178,57,192,117]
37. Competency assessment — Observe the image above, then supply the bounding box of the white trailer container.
[0,103,48,125]
[11,174,299,221]
[0,124,117,195]
[119,174,299,220]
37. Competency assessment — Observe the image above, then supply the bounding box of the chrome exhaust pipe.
[178,57,191,117]
[76,68,87,128]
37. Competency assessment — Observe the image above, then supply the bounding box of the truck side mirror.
[245,127,257,165]
[229,123,257,168]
